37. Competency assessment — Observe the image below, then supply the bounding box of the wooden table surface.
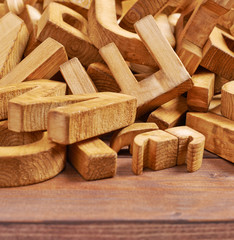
[0,149,233,239]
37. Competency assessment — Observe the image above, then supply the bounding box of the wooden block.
[0,120,66,188]
[186,112,234,163]
[209,94,221,115]
[0,38,68,87]
[88,0,156,67]
[0,12,29,79]
[48,92,137,144]
[19,4,41,34]
[201,27,234,80]
[168,13,181,33]
[99,15,192,116]
[37,2,102,67]
[43,0,91,19]
[60,58,97,95]
[187,71,215,112]
[176,39,203,76]
[110,122,159,153]
[0,80,66,123]
[129,62,158,74]
[4,0,25,15]
[176,0,231,49]
[68,138,117,181]
[119,0,184,32]
[221,81,234,120]
[147,96,188,130]
[217,8,234,33]
[132,130,178,175]
[165,126,205,171]
[87,62,121,93]
[214,75,229,94]
[154,13,175,48]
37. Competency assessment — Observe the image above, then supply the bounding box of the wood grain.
[221,81,234,120]
[187,71,215,112]
[4,0,25,15]
[88,0,156,67]
[186,112,234,163]
[0,12,29,79]
[0,38,68,87]
[0,120,66,188]
[69,138,117,181]
[37,2,102,67]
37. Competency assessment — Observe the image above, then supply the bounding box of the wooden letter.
[88,0,156,66]
[221,81,234,121]
[48,92,137,144]
[0,121,66,188]
[0,12,29,79]
[147,96,188,130]
[110,122,159,153]
[37,2,102,67]
[201,27,234,80]
[132,130,178,175]
[165,126,205,172]
[100,15,192,116]
[68,138,117,181]
[0,38,68,87]
[186,112,234,163]
[187,71,215,112]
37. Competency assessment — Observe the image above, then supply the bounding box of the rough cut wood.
[37,2,102,67]
[0,120,66,188]
[87,62,121,93]
[186,112,234,163]
[0,12,29,79]
[60,58,97,95]
[221,81,234,121]
[48,92,137,145]
[147,96,188,130]
[0,38,68,87]
[4,0,25,15]
[187,71,215,112]
[99,15,192,117]
[132,130,178,175]
[88,0,156,67]
[201,27,234,80]
[154,13,175,48]
[19,4,41,34]
[5,80,66,131]
[110,122,159,153]
[165,126,205,171]
[69,138,117,181]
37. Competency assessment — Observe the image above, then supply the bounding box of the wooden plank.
[68,138,117,181]
[60,58,97,95]
[0,120,66,187]
[201,27,234,80]
[99,15,192,117]
[147,96,188,130]
[0,38,68,87]
[186,112,234,163]
[110,122,159,153]
[132,130,178,175]
[88,0,156,67]
[37,2,102,67]
[0,12,29,79]
[221,81,234,120]
[187,71,215,112]
[165,126,205,171]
